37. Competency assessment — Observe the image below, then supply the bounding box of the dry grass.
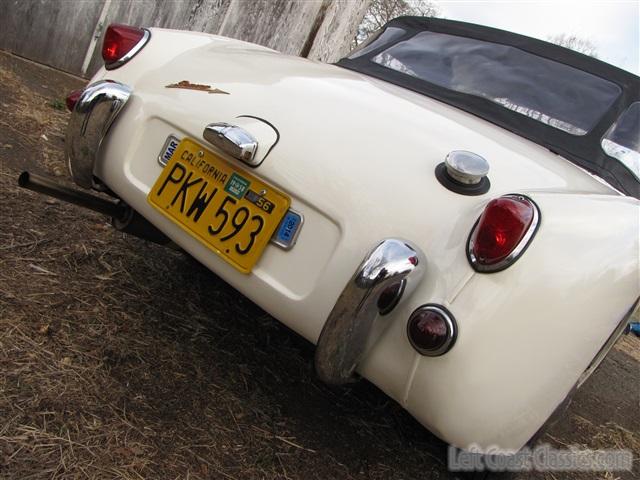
[615,334,640,363]
[0,57,70,178]
[0,166,453,479]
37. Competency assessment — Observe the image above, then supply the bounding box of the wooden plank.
[307,0,372,63]
[218,0,324,56]
[0,0,106,75]
[85,0,233,77]
[188,0,233,33]
[1,0,370,77]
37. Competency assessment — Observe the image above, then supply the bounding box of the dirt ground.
[0,50,638,480]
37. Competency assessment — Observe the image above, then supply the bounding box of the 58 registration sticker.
[147,138,291,273]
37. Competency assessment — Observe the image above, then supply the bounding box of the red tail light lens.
[407,305,457,356]
[468,195,539,272]
[102,24,149,68]
[65,89,82,112]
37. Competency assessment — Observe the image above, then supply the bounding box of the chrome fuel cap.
[435,150,491,195]
[444,151,490,185]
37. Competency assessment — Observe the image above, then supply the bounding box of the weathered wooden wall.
[84,0,234,78]
[308,0,372,62]
[0,0,106,75]
[0,0,370,78]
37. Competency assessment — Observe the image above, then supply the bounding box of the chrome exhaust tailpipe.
[18,171,170,245]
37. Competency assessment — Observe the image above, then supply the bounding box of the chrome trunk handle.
[203,123,258,164]
[315,239,426,385]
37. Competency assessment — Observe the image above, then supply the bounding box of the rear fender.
[406,192,639,452]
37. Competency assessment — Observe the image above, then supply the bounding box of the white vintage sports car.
[19,17,639,454]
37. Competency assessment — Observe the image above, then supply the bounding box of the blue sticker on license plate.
[272,210,303,250]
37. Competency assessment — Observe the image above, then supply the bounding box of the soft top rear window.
[371,31,621,136]
[338,17,640,198]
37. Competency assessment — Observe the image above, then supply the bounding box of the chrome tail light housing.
[102,24,150,69]
[467,194,540,272]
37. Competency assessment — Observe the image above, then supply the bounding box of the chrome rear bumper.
[66,80,133,189]
[315,239,426,384]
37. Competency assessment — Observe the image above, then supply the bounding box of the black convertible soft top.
[338,17,640,198]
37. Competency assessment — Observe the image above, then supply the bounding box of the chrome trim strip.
[66,80,133,188]
[203,123,259,165]
[577,297,640,388]
[406,304,457,357]
[105,29,151,70]
[315,239,426,385]
[467,194,541,273]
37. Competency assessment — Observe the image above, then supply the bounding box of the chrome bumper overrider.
[315,239,426,385]
[66,80,133,189]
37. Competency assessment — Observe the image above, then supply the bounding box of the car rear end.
[55,24,640,453]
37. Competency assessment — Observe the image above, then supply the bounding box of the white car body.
[62,25,639,453]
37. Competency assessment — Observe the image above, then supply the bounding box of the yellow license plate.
[148,138,290,273]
